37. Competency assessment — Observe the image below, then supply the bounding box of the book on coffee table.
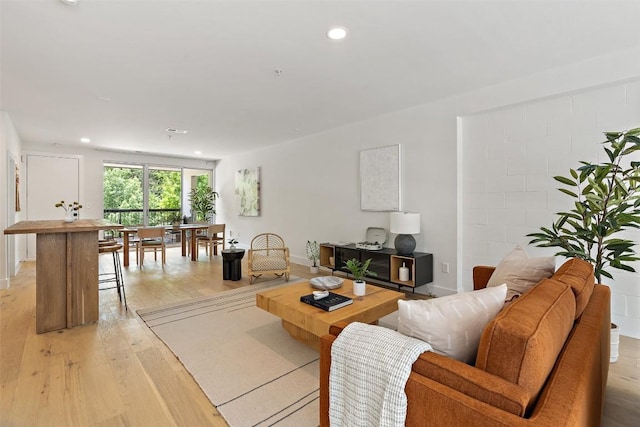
[300,292,353,312]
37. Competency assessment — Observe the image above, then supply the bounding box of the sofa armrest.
[473,265,496,290]
[320,321,529,426]
[412,351,529,416]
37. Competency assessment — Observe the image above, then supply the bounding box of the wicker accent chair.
[248,233,290,284]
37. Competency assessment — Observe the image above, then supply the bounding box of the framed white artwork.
[360,144,401,211]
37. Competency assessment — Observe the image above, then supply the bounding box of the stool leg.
[114,250,127,310]
[111,251,122,301]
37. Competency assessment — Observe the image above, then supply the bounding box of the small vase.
[310,266,320,274]
[64,210,75,222]
[353,280,366,296]
[229,244,236,250]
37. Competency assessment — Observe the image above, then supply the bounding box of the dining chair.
[187,221,210,257]
[197,224,225,260]
[136,227,166,267]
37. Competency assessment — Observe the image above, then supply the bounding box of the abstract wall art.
[235,167,260,216]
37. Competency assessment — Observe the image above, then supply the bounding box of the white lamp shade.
[390,212,421,234]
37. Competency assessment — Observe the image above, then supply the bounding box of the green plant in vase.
[188,186,219,222]
[306,240,320,272]
[344,258,377,296]
[527,127,640,283]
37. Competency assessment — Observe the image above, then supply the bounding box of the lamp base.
[394,234,416,255]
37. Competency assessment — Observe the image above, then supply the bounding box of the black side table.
[222,249,245,281]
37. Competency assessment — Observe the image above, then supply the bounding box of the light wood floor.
[1,247,638,426]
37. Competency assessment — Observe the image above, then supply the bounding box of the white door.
[26,154,81,259]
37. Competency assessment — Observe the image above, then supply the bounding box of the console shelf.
[319,243,433,291]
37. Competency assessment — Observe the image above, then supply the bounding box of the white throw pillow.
[487,245,555,301]
[397,284,507,364]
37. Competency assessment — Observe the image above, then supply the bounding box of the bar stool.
[99,240,127,310]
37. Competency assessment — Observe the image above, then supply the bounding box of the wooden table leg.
[181,229,187,256]
[191,230,198,261]
[122,232,130,267]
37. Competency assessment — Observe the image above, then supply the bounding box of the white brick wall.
[461,79,640,338]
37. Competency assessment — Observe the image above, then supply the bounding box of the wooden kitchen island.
[4,219,123,333]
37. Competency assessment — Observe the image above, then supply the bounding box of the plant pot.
[610,323,619,363]
[353,280,366,296]
[310,266,320,274]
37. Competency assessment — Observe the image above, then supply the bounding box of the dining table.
[120,223,212,266]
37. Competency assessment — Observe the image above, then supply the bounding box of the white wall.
[1,111,25,289]
[461,80,640,338]
[215,104,458,296]
[216,46,640,315]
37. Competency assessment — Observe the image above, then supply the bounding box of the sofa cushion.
[487,245,555,302]
[397,284,507,364]
[475,279,576,410]
[551,258,595,319]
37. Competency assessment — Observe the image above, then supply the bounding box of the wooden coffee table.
[256,280,403,350]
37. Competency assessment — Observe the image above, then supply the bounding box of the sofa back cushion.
[551,258,595,319]
[475,279,576,410]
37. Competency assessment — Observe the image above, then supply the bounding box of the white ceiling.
[2,0,639,160]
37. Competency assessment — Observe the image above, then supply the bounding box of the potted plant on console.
[527,128,640,363]
[306,240,320,274]
[344,258,377,297]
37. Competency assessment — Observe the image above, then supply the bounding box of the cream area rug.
[137,278,320,427]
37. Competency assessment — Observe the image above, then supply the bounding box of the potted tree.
[306,240,320,274]
[188,186,219,222]
[344,258,377,296]
[527,127,640,362]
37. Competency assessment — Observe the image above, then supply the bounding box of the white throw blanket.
[329,322,432,426]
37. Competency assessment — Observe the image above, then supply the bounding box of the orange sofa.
[320,258,610,426]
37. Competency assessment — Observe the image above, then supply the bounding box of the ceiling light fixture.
[60,0,79,5]
[80,137,91,143]
[327,26,348,40]
[194,150,202,155]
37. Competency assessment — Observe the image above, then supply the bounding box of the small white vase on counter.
[353,280,366,296]
[64,210,75,222]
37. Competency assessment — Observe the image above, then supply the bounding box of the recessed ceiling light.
[80,137,91,143]
[194,151,202,155]
[97,96,111,102]
[166,128,188,134]
[60,0,79,5]
[327,26,348,40]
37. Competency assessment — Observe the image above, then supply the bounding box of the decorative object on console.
[306,240,320,273]
[228,238,238,250]
[399,262,409,281]
[344,258,376,296]
[390,212,420,255]
[356,227,386,250]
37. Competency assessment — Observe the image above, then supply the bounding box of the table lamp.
[390,212,421,255]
